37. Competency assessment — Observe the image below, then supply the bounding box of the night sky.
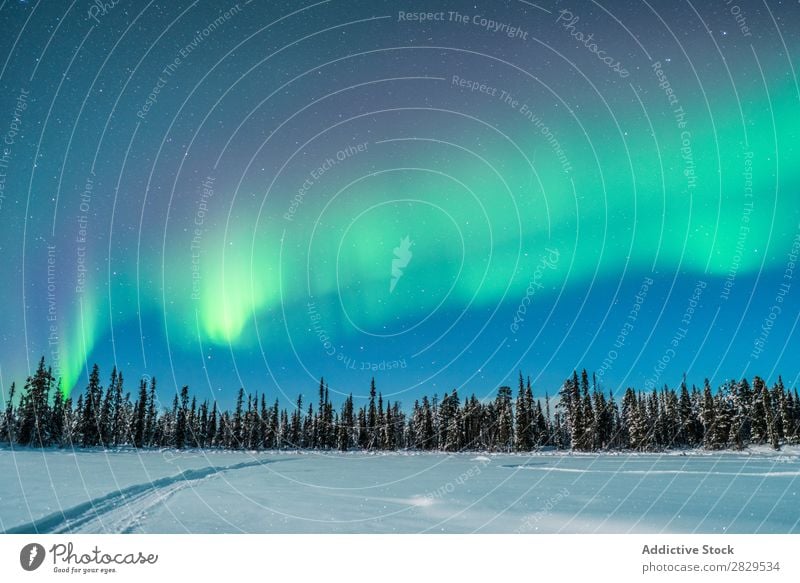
[0,0,798,408]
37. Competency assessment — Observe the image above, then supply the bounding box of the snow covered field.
[1,447,798,534]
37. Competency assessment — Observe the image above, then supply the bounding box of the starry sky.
[0,0,798,407]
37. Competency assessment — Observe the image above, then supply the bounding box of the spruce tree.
[710,392,732,449]
[750,376,768,444]
[2,382,15,444]
[495,386,514,451]
[74,394,84,445]
[561,371,584,450]
[100,367,117,446]
[51,383,65,447]
[662,389,679,448]
[579,382,595,451]
[145,377,157,446]
[175,386,189,449]
[544,392,552,444]
[534,400,548,447]
[208,401,218,447]
[761,382,780,450]
[416,396,433,449]
[112,371,125,446]
[444,403,464,451]
[232,388,245,447]
[338,395,353,450]
[677,379,693,446]
[18,358,54,447]
[367,378,377,446]
[782,390,796,444]
[290,395,302,447]
[62,396,75,446]
[728,380,747,450]
[133,379,148,448]
[700,380,716,449]
[514,373,531,451]
[623,389,645,450]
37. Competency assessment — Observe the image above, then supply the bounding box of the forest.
[2,357,798,452]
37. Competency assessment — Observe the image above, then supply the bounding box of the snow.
[1,447,798,533]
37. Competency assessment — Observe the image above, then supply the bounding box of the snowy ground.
[1,447,798,533]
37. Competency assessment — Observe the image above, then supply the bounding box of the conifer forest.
[4,358,798,453]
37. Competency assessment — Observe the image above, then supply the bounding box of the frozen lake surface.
[1,447,798,533]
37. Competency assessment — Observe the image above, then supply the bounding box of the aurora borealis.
[0,0,798,407]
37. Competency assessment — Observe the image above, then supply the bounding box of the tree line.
[2,358,799,452]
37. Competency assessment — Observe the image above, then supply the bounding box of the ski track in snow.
[3,458,285,534]
[502,464,800,477]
